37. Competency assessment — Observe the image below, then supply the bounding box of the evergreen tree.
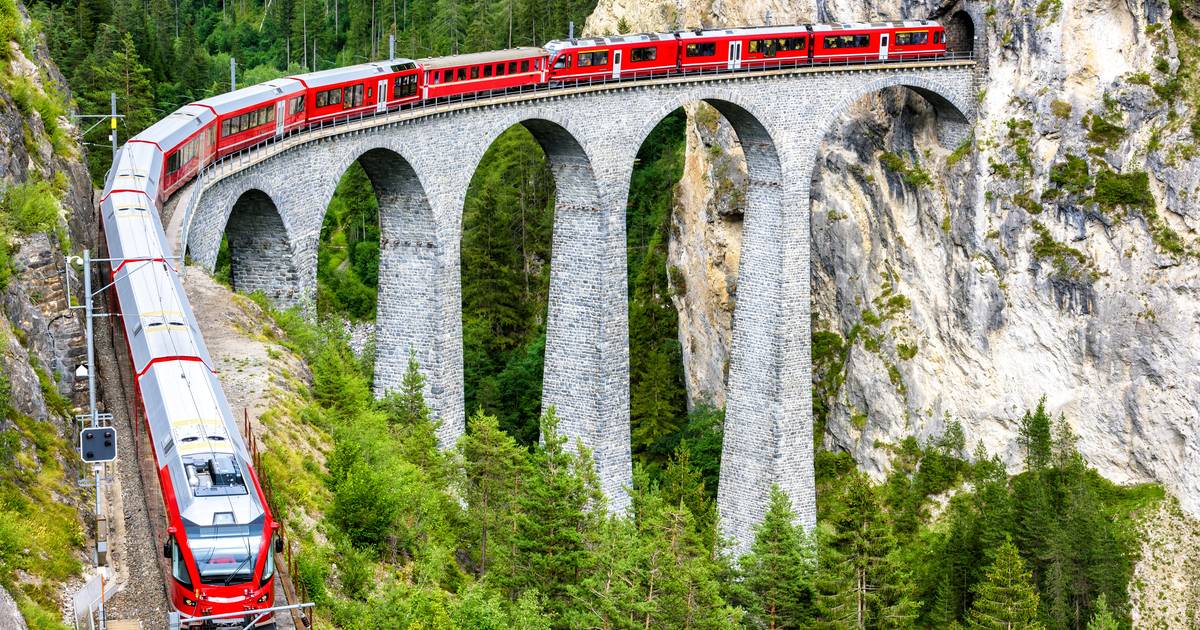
[511,408,600,616]
[967,538,1044,630]
[379,354,445,483]
[458,409,524,578]
[1085,593,1118,630]
[740,486,816,629]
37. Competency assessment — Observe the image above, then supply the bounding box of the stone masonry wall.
[183,64,976,552]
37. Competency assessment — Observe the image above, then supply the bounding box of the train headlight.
[183,596,197,607]
[257,593,269,604]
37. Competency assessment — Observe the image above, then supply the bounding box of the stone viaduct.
[176,46,978,553]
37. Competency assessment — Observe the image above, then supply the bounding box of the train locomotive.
[100,18,946,628]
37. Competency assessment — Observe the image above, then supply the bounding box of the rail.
[175,51,975,220]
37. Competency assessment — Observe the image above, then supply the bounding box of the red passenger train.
[110,18,947,628]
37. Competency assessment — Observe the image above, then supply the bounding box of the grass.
[879,151,933,188]
[1086,113,1127,148]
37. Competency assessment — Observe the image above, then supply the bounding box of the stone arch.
[633,92,800,550]
[460,114,632,507]
[813,74,974,157]
[223,189,302,306]
[316,145,451,430]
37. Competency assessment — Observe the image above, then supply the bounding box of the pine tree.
[1085,593,1118,630]
[512,408,599,615]
[1019,398,1053,472]
[967,538,1044,630]
[458,409,524,578]
[740,486,816,629]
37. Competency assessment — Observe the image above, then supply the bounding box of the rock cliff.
[587,0,1200,521]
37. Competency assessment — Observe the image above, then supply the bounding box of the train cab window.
[685,42,717,57]
[934,31,944,44]
[895,31,929,46]
[631,46,657,62]
[554,55,571,69]
[509,62,518,74]
[522,60,531,72]
[261,535,276,584]
[169,537,193,590]
[824,34,871,48]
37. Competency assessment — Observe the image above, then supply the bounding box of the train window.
[554,55,571,69]
[895,31,929,46]
[167,152,180,174]
[578,51,609,67]
[522,60,531,72]
[457,68,467,81]
[466,66,476,79]
[782,37,805,51]
[686,42,717,57]
[368,87,373,98]
[316,91,327,108]
[631,46,657,62]
[170,538,193,589]
[484,65,493,78]
[935,31,944,44]
[824,34,871,48]
[749,39,776,56]
[509,62,518,74]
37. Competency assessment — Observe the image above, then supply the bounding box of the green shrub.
[1050,154,1091,195]
[3,179,61,234]
[1013,192,1043,214]
[879,151,934,188]
[1094,170,1153,209]
[1031,221,1091,278]
[1087,114,1126,147]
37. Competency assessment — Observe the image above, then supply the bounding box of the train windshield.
[186,519,264,586]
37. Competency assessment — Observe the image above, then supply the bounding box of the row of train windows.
[577,51,609,67]
[749,37,807,56]
[221,105,274,137]
[895,31,931,45]
[166,127,217,174]
[312,83,362,109]
[316,83,366,109]
[394,73,418,97]
[432,59,535,84]
[823,34,872,49]
[686,42,718,57]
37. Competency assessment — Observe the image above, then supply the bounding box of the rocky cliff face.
[586,0,1200,518]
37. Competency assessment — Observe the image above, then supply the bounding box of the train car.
[419,48,548,100]
[291,60,418,125]
[101,144,283,628]
[810,21,945,63]
[194,79,305,158]
[545,33,681,81]
[134,105,218,200]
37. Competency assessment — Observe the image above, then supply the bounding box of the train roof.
[135,105,214,150]
[141,360,263,527]
[290,59,416,89]
[417,47,546,70]
[545,32,677,51]
[809,20,940,31]
[193,78,305,115]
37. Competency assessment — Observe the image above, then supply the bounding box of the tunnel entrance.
[945,11,976,56]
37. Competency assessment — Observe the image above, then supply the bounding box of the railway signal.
[80,426,117,463]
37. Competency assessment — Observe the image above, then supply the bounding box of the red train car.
[293,61,423,125]
[419,48,549,100]
[811,21,946,63]
[194,79,306,158]
[545,33,681,81]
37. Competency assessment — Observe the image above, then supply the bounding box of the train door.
[879,34,889,61]
[275,101,285,137]
[613,51,622,79]
[729,41,743,70]
[377,80,388,113]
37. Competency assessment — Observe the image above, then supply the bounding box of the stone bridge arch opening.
[219,189,301,305]
[317,147,440,404]
[459,123,559,446]
[629,96,788,527]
